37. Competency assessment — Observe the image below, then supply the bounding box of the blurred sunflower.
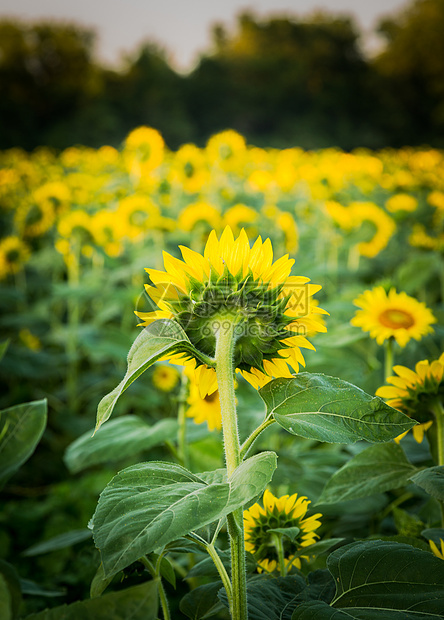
[351,286,436,347]
[116,194,161,241]
[206,130,246,171]
[185,367,222,431]
[244,489,322,573]
[385,193,418,213]
[0,236,31,279]
[152,364,180,392]
[430,539,444,560]
[135,226,327,395]
[178,201,223,237]
[223,203,258,236]
[376,353,444,443]
[169,144,209,194]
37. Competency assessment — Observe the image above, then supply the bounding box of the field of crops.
[1,127,444,619]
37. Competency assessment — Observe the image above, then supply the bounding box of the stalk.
[214,317,248,620]
[66,241,80,412]
[140,556,170,620]
[384,337,394,381]
[431,400,444,527]
[177,370,190,469]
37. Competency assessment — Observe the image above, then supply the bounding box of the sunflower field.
[1,126,444,620]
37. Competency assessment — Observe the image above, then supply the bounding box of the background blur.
[1,0,444,151]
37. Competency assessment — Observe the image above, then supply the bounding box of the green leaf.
[268,527,300,542]
[329,540,444,612]
[95,319,211,431]
[24,580,158,620]
[0,399,47,489]
[0,340,9,362]
[0,560,21,620]
[22,529,92,557]
[219,574,307,620]
[292,600,440,619]
[291,538,345,562]
[64,416,178,474]
[180,581,226,619]
[259,374,415,444]
[317,443,416,504]
[411,466,444,501]
[20,579,64,598]
[90,564,114,599]
[0,574,12,620]
[93,452,276,577]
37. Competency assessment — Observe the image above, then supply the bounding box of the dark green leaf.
[259,374,414,444]
[180,581,226,619]
[90,564,114,599]
[329,540,444,612]
[65,416,178,474]
[291,538,345,562]
[0,340,9,362]
[93,452,276,577]
[292,600,441,619]
[23,529,92,557]
[20,580,65,598]
[0,560,21,620]
[411,466,444,501]
[24,580,158,619]
[268,527,300,542]
[96,320,211,431]
[0,399,47,489]
[219,574,307,620]
[422,528,444,546]
[317,443,416,504]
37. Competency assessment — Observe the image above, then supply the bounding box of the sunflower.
[430,539,444,560]
[169,144,209,194]
[243,489,322,573]
[151,364,180,392]
[135,226,327,395]
[376,353,444,443]
[351,286,436,347]
[0,236,31,279]
[178,201,222,235]
[206,130,246,171]
[223,204,258,236]
[385,194,418,213]
[185,366,222,431]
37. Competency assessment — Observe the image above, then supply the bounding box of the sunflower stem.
[432,400,444,467]
[240,416,276,460]
[140,556,170,620]
[272,533,287,577]
[177,370,190,469]
[215,317,248,620]
[384,337,394,381]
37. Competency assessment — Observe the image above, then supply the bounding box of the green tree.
[373,0,444,146]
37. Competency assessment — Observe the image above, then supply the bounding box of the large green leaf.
[292,600,441,619]
[95,319,211,431]
[180,581,226,620]
[259,374,415,444]
[93,452,276,577]
[22,529,92,557]
[0,399,47,489]
[65,416,178,473]
[317,443,416,504]
[24,580,158,620]
[410,466,444,501]
[330,540,444,612]
[0,560,21,620]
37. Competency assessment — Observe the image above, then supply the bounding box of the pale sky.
[0,0,409,71]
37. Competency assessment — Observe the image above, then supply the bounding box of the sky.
[0,0,409,71]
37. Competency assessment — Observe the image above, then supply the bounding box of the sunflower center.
[379,308,415,329]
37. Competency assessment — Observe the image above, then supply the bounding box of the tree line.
[1,0,443,151]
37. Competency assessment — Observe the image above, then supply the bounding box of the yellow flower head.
[178,201,222,235]
[244,489,322,573]
[223,203,258,236]
[135,226,327,395]
[206,130,246,171]
[351,286,436,347]
[0,236,31,279]
[151,364,180,392]
[376,353,444,443]
[385,194,418,213]
[430,538,444,560]
[185,365,222,431]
